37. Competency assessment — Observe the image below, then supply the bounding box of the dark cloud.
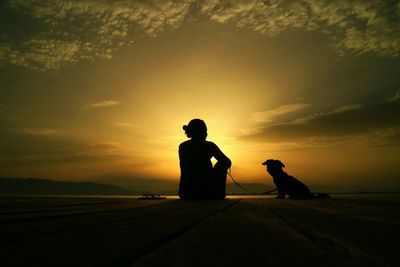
[241,98,400,143]
[1,0,400,71]
[202,0,400,56]
[1,0,195,71]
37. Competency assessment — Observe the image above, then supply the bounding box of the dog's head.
[262,159,285,176]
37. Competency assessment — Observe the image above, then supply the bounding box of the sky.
[1,0,400,192]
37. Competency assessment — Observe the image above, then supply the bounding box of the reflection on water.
[227,195,275,199]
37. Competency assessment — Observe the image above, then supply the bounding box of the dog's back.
[278,172,312,199]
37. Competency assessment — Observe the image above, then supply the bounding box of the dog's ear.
[276,160,285,168]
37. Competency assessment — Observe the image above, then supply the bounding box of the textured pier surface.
[1,195,399,266]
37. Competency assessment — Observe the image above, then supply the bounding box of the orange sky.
[1,1,400,192]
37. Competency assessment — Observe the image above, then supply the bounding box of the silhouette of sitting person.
[179,119,231,200]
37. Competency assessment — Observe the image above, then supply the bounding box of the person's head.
[262,159,285,176]
[183,119,207,141]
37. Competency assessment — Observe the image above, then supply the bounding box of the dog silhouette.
[262,159,329,199]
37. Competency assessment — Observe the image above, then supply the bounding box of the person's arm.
[210,142,231,169]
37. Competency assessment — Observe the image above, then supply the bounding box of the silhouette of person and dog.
[179,119,329,200]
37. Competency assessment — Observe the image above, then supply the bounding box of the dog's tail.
[312,193,330,199]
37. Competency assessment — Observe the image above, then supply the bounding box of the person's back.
[178,119,231,200]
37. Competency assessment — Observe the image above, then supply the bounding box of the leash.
[262,187,278,194]
[227,168,277,195]
[227,168,254,194]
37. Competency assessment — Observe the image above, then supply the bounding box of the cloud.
[88,141,123,153]
[200,0,400,57]
[337,27,400,57]
[201,0,317,35]
[250,103,310,123]
[3,38,80,71]
[241,98,400,144]
[2,0,194,71]
[306,1,400,56]
[14,127,58,136]
[293,104,362,124]
[82,100,120,110]
[116,122,133,127]
[1,0,400,71]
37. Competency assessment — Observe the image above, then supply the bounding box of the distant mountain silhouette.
[0,177,136,195]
